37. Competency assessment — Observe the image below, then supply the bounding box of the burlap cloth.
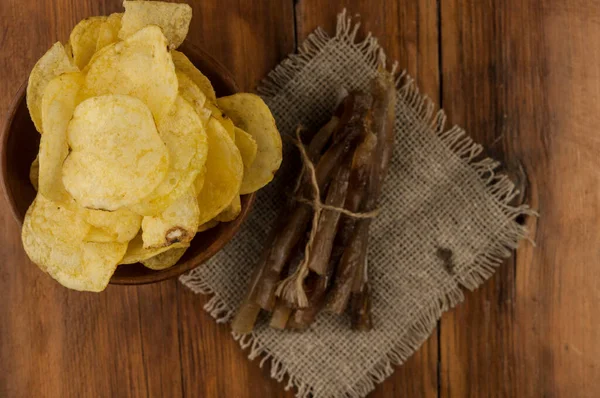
[181,10,531,398]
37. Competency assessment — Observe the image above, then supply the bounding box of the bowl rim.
[1,41,256,285]
[1,81,27,226]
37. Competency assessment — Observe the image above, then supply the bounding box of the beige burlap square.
[181,10,531,398]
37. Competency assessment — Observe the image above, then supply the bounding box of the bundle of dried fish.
[232,71,396,334]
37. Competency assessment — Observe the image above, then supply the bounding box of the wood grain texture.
[440,0,600,397]
[1,0,599,397]
[294,1,440,396]
[439,0,523,395]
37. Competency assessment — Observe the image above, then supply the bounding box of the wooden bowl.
[1,41,255,285]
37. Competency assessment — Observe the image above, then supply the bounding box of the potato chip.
[82,41,113,74]
[28,195,90,243]
[120,232,188,264]
[129,95,207,216]
[177,71,207,112]
[69,16,107,69]
[120,0,191,50]
[39,72,84,204]
[27,42,79,133]
[206,102,235,141]
[30,156,39,191]
[217,94,282,194]
[96,13,123,51]
[141,246,187,270]
[64,42,75,64]
[81,26,177,120]
[83,207,141,243]
[171,50,216,102]
[22,194,127,292]
[193,165,207,195]
[234,126,258,169]
[215,195,241,222]
[141,188,199,248]
[84,227,118,243]
[197,219,219,233]
[63,95,169,210]
[196,117,243,225]
[176,71,212,127]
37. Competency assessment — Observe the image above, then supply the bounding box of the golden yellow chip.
[215,195,241,222]
[96,13,123,51]
[22,194,127,292]
[64,41,75,64]
[81,26,177,121]
[176,71,211,125]
[207,102,235,141]
[30,156,39,191]
[234,126,258,170]
[83,207,141,243]
[120,0,192,50]
[197,219,219,233]
[141,188,199,249]
[63,95,169,210]
[217,94,282,194]
[196,117,243,225]
[82,41,111,74]
[84,227,115,243]
[129,95,207,216]
[171,50,216,102]
[120,233,188,264]
[69,16,107,69]
[193,165,207,195]
[141,246,188,270]
[27,42,79,133]
[39,72,84,204]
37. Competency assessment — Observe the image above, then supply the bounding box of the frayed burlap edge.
[181,9,534,398]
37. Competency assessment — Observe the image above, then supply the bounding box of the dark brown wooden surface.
[1,0,598,397]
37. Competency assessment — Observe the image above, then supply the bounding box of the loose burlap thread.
[181,10,532,398]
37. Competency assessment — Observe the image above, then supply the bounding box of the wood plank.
[438,1,521,395]
[440,0,600,396]
[177,286,293,398]
[136,281,183,397]
[184,0,295,92]
[295,1,440,397]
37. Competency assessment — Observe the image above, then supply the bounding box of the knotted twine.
[181,10,533,398]
[276,128,380,308]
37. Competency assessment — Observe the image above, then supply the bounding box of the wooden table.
[1,1,598,396]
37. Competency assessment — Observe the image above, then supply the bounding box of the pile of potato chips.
[22,1,282,292]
